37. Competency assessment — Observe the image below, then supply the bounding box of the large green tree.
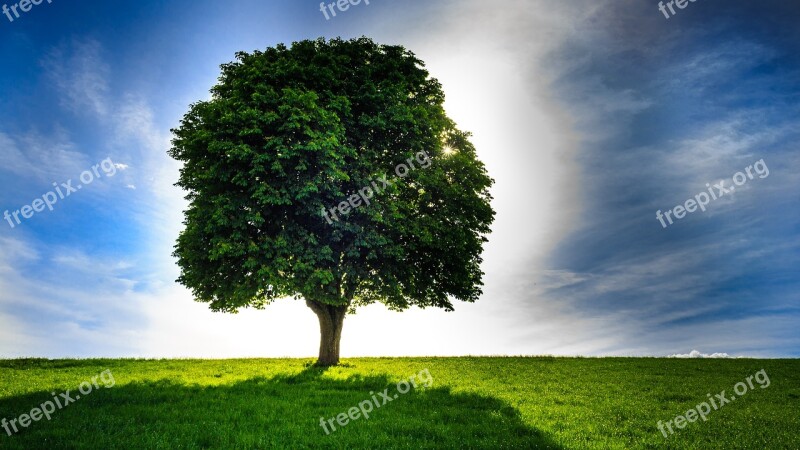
[169,37,494,365]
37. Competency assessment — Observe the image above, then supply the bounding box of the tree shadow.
[0,365,564,449]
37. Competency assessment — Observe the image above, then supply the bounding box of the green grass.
[0,357,797,449]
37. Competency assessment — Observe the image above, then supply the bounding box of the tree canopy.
[169,37,495,364]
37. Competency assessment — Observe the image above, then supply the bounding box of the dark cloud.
[533,0,800,356]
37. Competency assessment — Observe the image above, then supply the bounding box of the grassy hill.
[0,357,797,449]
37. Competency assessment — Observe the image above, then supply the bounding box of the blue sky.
[0,0,798,358]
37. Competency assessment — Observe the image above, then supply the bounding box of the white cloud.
[0,236,152,357]
[669,350,732,358]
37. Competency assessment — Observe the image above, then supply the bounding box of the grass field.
[0,357,798,449]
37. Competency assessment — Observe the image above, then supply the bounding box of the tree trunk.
[306,299,348,366]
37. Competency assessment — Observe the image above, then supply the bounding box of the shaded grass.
[0,357,797,449]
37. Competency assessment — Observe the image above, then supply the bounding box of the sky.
[0,0,798,358]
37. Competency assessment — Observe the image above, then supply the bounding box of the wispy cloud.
[0,129,89,182]
[43,39,111,116]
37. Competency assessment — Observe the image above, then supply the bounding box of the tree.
[169,37,495,366]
